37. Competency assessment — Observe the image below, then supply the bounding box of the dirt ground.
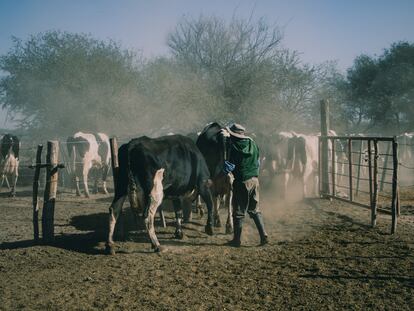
[0,187,413,311]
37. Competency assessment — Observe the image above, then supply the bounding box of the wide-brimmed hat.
[226,123,249,139]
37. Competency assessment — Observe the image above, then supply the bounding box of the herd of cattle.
[0,127,413,252]
[1,129,413,201]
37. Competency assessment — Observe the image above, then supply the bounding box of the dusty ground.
[0,187,413,311]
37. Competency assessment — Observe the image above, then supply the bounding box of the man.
[225,123,269,247]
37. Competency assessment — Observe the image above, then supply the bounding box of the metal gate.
[319,136,399,233]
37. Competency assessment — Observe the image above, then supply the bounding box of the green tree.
[0,31,143,138]
[345,41,414,132]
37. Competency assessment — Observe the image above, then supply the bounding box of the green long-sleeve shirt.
[229,137,260,182]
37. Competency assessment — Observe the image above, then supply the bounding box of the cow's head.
[1,134,20,160]
[196,122,231,178]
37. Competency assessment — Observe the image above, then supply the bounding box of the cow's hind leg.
[10,171,18,197]
[0,174,6,192]
[5,176,10,190]
[93,177,99,194]
[182,197,193,223]
[199,179,214,236]
[106,195,127,255]
[302,173,307,199]
[74,176,81,196]
[172,199,184,239]
[159,207,166,228]
[145,169,164,252]
[196,195,204,217]
[314,172,319,198]
[213,195,221,227]
[128,181,147,231]
[82,166,90,198]
[225,192,233,234]
[282,172,290,200]
[102,164,109,194]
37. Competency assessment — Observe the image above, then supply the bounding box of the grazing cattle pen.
[9,130,414,242]
[6,125,414,241]
[1,132,414,310]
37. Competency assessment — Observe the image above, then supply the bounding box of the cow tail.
[287,137,295,171]
[114,144,130,200]
[124,145,147,216]
[127,149,136,195]
[71,144,77,175]
[299,138,307,167]
[66,138,77,176]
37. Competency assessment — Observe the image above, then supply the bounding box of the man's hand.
[223,160,235,174]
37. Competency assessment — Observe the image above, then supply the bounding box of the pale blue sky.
[0,0,413,128]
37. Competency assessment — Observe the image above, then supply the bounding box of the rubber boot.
[252,212,268,246]
[227,217,243,247]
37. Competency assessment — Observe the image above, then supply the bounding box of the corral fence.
[319,135,399,234]
[21,136,163,244]
[17,137,135,189]
[23,138,121,244]
[317,99,414,234]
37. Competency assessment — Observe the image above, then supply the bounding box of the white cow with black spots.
[0,134,20,196]
[67,132,111,197]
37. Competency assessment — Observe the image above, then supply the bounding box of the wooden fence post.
[397,188,400,217]
[320,99,330,196]
[32,144,43,242]
[380,142,391,192]
[372,140,379,227]
[367,140,373,209]
[331,138,336,196]
[355,140,364,197]
[391,137,398,234]
[58,141,70,189]
[42,141,59,244]
[348,139,353,201]
[318,137,322,196]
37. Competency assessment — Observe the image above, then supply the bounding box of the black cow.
[180,131,205,221]
[0,134,20,196]
[196,123,233,234]
[106,135,214,254]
